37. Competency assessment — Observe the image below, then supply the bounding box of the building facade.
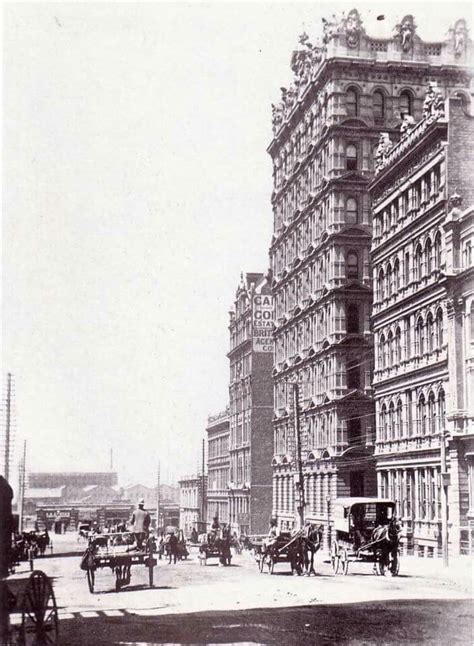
[370,89,474,555]
[228,273,274,535]
[268,10,472,538]
[178,475,207,537]
[206,408,230,527]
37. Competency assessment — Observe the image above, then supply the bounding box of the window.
[399,91,412,117]
[436,308,444,348]
[396,400,403,438]
[373,90,385,122]
[418,395,427,435]
[386,264,392,297]
[379,334,386,369]
[434,233,442,269]
[394,327,401,364]
[404,251,410,285]
[415,317,424,355]
[388,331,394,367]
[347,359,360,390]
[426,312,434,352]
[394,259,400,292]
[346,87,358,116]
[346,252,359,279]
[378,268,385,301]
[346,197,358,224]
[438,390,446,432]
[415,244,423,281]
[347,304,360,334]
[346,144,358,170]
[425,238,433,274]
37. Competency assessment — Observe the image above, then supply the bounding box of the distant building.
[228,273,274,535]
[179,475,207,537]
[206,408,230,527]
[123,484,156,509]
[370,89,474,555]
[28,472,118,488]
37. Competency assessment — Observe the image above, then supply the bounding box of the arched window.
[386,264,392,297]
[346,144,358,170]
[394,327,401,364]
[346,197,358,224]
[346,87,359,116]
[381,403,387,441]
[438,389,446,432]
[378,268,385,301]
[373,90,385,122]
[434,232,442,269]
[388,330,394,367]
[416,317,424,355]
[394,259,400,292]
[425,238,433,275]
[418,394,426,435]
[388,402,395,440]
[400,90,413,117]
[379,334,386,369]
[346,251,359,279]
[347,304,360,334]
[415,244,423,281]
[428,392,436,435]
[396,399,403,438]
[426,312,435,352]
[436,308,444,348]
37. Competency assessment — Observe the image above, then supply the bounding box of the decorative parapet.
[374,81,446,175]
[207,407,230,424]
[271,9,471,137]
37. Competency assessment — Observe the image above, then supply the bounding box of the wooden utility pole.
[18,440,26,533]
[156,460,160,532]
[201,438,206,530]
[293,382,305,530]
[440,430,449,566]
[4,373,13,481]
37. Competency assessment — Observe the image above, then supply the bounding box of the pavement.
[7,533,473,645]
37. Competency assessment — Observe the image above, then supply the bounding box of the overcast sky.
[3,1,472,489]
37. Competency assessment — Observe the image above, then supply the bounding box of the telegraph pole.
[440,429,449,566]
[293,382,305,529]
[18,440,26,533]
[4,373,13,481]
[156,460,161,532]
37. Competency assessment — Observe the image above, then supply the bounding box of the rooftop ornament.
[374,133,393,174]
[422,81,445,121]
[453,19,468,57]
[341,8,365,49]
[394,14,417,52]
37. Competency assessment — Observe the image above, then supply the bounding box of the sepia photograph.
[1,1,473,644]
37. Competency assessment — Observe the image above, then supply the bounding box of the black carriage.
[330,497,401,576]
[198,532,232,566]
[80,532,157,593]
[258,532,304,575]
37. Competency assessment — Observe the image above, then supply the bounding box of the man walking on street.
[130,499,150,550]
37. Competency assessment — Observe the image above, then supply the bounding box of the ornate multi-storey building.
[370,87,474,556]
[178,474,207,537]
[228,273,273,534]
[268,9,472,537]
[206,408,230,527]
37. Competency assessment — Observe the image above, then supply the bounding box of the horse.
[371,516,401,575]
[301,524,324,575]
[215,526,232,566]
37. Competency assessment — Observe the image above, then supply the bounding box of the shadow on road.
[58,598,472,645]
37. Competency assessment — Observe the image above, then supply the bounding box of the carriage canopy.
[333,497,396,534]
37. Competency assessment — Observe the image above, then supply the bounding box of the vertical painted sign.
[252,295,274,352]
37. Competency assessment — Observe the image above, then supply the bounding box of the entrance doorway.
[350,471,365,497]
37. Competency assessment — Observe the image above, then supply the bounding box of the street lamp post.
[293,383,305,530]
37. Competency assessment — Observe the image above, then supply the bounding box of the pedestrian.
[129,499,151,550]
[167,530,178,564]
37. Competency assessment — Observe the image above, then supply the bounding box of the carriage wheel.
[86,567,95,593]
[19,570,59,646]
[258,554,265,573]
[339,548,349,576]
[390,549,400,576]
[267,556,275,575]
[376,551,386,576]
[331,543,340,575]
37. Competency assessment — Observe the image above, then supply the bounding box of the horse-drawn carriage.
[330,497,401,576]
[254,524,324,575]
[198,528,232,566]
[80,531,157,593]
